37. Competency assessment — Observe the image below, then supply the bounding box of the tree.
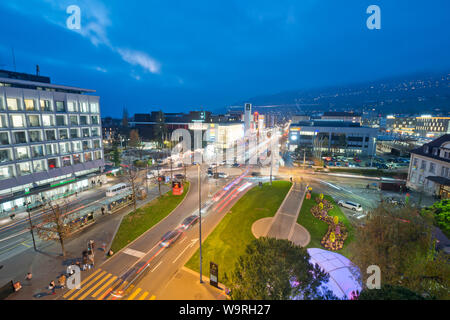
[124,166,140,212]
[122,107,129,128]
[112,139,121,167]
[153,110,168,148]
[129,129,144,159]
[422,199,450,238]
[230,237,336,300]
[357,284,426,300]
[36,201,71,257]
[350,204,450,299]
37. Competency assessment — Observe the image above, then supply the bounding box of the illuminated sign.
[50,179,76,188]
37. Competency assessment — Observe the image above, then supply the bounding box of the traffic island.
[185,181,291,285]
[110,182,190,253]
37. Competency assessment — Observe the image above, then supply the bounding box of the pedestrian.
[58,274,66,289]
[108,249,114,257]
[101,242,106,252]
[88,254,95,269]
[49,280,56,295]
[25,272,32,281]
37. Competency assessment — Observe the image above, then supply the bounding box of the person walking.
[88,253,95,269]
[58,274,66,289]
[49,280,56,295]
[25,272,32,281]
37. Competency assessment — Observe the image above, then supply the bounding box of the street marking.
[149,295,156,300]
[138,291,149,300]
[127,288,142,300]
[63,269,102,298]
[21,241,31,248]
[78,273,112,300]
[123,248,146,258]
[69,270,106,300]
[172,238,198,264]
[92,275,117,298]
[151,261,162,272]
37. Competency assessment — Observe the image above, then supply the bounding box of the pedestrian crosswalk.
[61,268,156,300]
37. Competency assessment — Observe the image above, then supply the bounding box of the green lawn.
[185,181,292,284]
[297,193,354,258]
[110,182,190,253]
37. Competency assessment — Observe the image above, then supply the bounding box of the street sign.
[210,262,218,288]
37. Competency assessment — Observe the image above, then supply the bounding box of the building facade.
[288,120,377,156]
[321,112,362,123]
[414,116,450,138]
[0,71,104,215]
[407,134,450,198]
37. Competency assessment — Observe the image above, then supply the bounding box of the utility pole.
[270,147,273,186]
[303,149,306,170]
[170,157,173,182]
[157,163,161,197]
[146,163,149,195]
[198,164,203,284]
[26,202,37,251]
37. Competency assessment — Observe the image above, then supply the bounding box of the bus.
[106,183,131,197]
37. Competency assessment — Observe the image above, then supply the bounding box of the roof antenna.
[11,47,16,72]
[36,64,40,76]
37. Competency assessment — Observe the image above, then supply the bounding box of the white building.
[0,70,105,215]
[407,134,450,198]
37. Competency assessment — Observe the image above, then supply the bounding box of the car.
[180,215,199,230]
[232,163,240,168]
[251,171,260,177]
[338,200,363,212]
[217,172,228,178]
[160,229,183,248]
[174,174,185,180]
[353,158,362,163]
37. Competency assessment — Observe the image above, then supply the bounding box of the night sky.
[0,0,449,117]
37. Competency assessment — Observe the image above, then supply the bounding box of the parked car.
[217,172,228,178]
[174,174,185,180]
[180,215,199,230]
[160,229,183,248]
[232,163,240,168]
[338,200,363,211]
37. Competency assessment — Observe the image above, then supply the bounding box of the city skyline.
[1,0,449,117]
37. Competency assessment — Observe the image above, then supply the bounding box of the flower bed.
[310,195,348,251]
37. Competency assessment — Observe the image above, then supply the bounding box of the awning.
[426,176,450,187]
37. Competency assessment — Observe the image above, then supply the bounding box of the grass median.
[110,182,190,253]
[297,192,354,258]
[185,180,292,283]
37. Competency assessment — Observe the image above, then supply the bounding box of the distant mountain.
[239,71,450,115]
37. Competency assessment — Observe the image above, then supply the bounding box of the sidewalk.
[3,184,169,300]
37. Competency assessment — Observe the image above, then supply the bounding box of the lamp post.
[198,163,203,284]
[26,202,37,251]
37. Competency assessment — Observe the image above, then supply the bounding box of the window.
[31,145,45,158]
[10,115,25,128]
[61,156,71,167]
[13,131,27,144]
[29,130,42,142]
[17,162,32,176]
[40,100,52,111]
[24,99,36,111]
[55,101,66,112]
[70,128,79,139]
[7,98,20,111]
[429,162,436,174]
[59,129,68,140]
[0,165,15,180]
[69,115,78,125]
[33,160,46,173]
[0,115,8,128]
[80,102,89,113]
[94,150,102,160]
[28,115,41,127]
[90,103,99,113]
[56,115,67,126]
[67,101,78,112]
[93,139,101,149]
[80,116,89,125]
[82,140,91,151]
[0,149,12,163]
[82,128,90,138]
[73,153,82,164]
[15,147,29,160]
[46,144,58,156]
[47,158,59,169]
[45,130,56,141]
[42,115,54,126]
[84,152,92,162]
[91,128,100,137]
[59,142,71,154]
[421,160,426,170]
[91,116,99,125]
[0,97,4,111]
[413,158,418,167]
[72,141,82,152]
[0,132,9,145]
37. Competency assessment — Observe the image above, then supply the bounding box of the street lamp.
[197,163,203,284]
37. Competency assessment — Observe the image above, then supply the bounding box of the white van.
[338,200,363,211]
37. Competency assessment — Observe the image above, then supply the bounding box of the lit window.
[46,144,58,156]
[59,142,71,154]
[73,153,82,164]
[84,152,92,162]
[82,128,90,137]
[17,162,32,176]
[40,100,52,111]
[33,160,46,173]
[67,101,78,112]
[55,101,66,112]
[0,165,15,180]
[90,103,99,113]
[80,102,89,113]
[42,115,54,126]
[24,99,36,111]
[7,98,20,111]
[61,156,72,167]
[10,115,25,128]
[15,147,29,160]
[47,158,59,169]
